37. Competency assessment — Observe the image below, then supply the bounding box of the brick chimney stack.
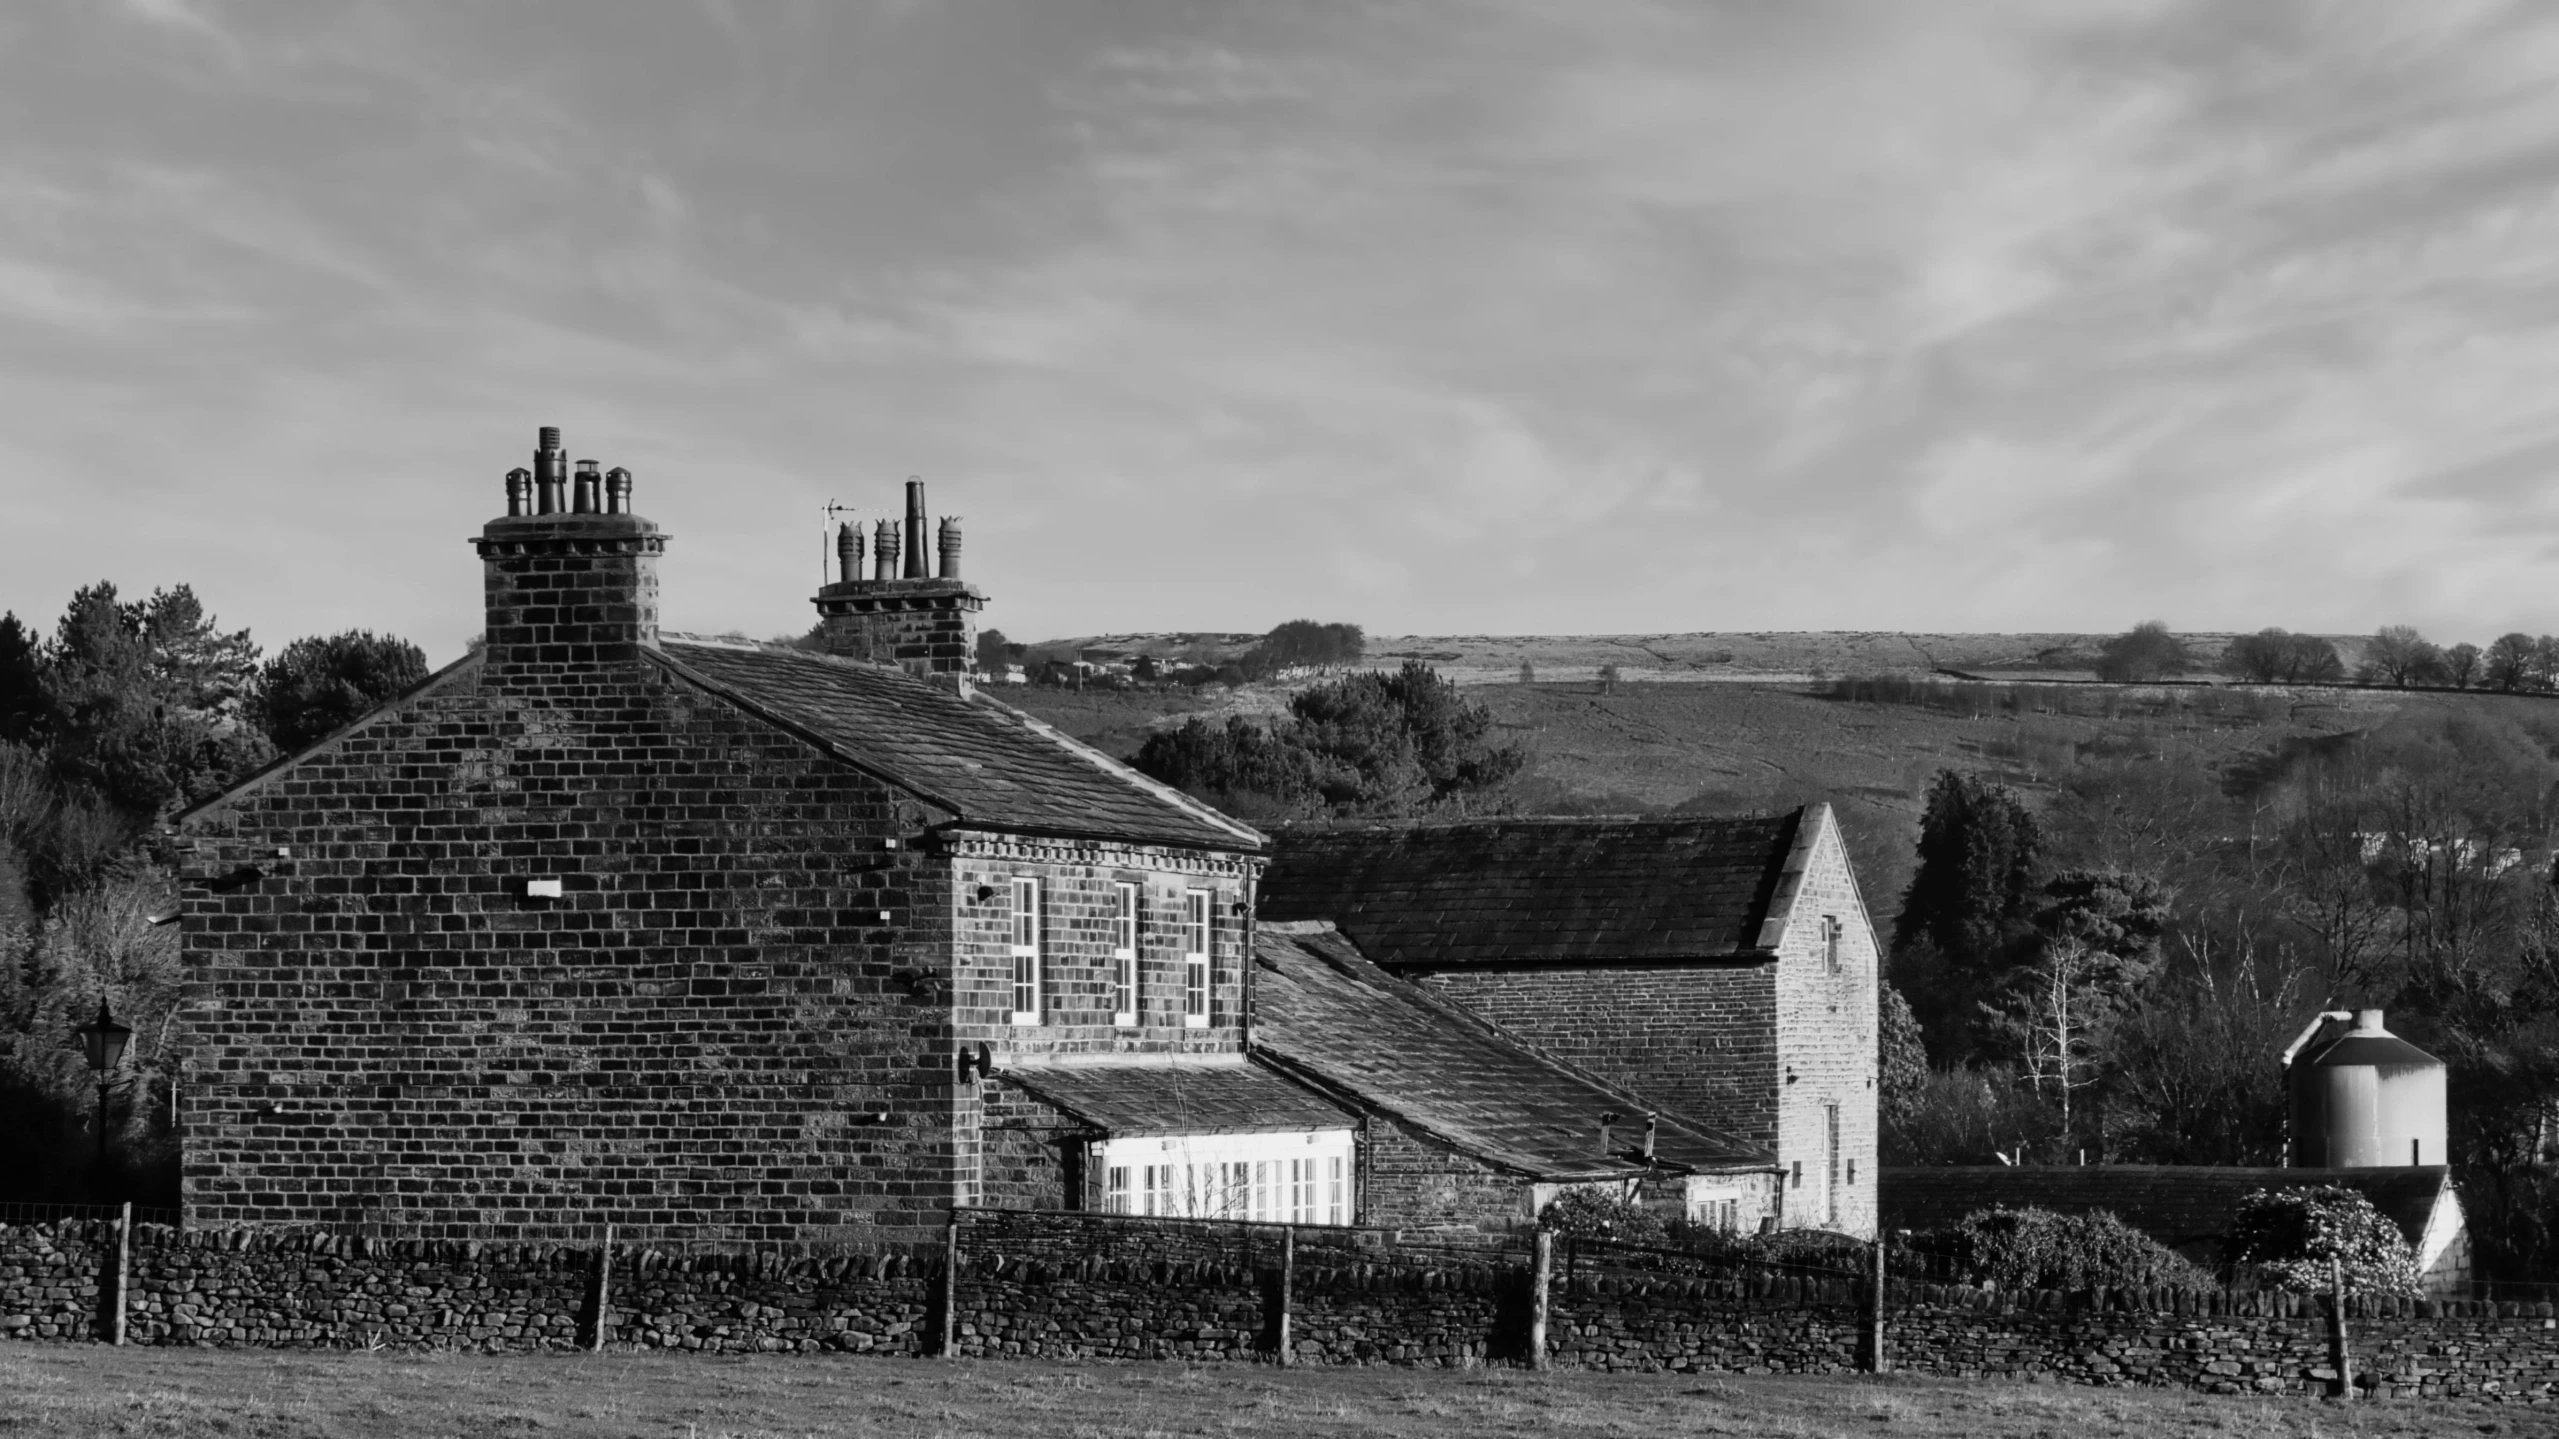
[472,425,666,676]
[813,476,985,685]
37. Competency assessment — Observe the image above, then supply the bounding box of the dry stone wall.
[7,1214,2559,1404]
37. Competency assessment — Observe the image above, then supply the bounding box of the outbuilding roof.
[1250,921,1771,1179]
[1002,1056,1355,1138]
[657,638,1261,852]
[1879,1165,2451,1251]
[1256,811,1811,968]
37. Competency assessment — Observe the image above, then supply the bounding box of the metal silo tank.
[2298,1010,2447,1168]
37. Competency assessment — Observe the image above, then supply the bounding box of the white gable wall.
[1768,807,1881,1238]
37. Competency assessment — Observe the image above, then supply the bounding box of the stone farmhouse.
[1257,811,1882,1238]
[170,428,1880,1249]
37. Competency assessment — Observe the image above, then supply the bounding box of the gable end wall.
[176,658,958,1248]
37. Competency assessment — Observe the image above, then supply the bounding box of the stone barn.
[172,429,1313,1249]
[1248,921,1776,1235]
[1258,810,1881,1236]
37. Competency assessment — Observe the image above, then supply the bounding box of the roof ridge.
[1269,811,1801,833]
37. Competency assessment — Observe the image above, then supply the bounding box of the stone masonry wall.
[944,835,1259,1208]
[1414,966,1779,1152]
[175,654,958,1248]
[10,1216,2559,1401]
[1358,1114,1536,1234]
[1771,815,1879,1237]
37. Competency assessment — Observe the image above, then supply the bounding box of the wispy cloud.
[6,0,2559,656]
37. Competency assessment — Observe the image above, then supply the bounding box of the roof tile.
[1257,812,1804,968]
[656,639,1259,851]
[1253,922,1769,1178]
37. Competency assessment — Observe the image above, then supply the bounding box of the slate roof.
[656,638,1260,852]
[1879,1166,2450,1250]
[1251,922,1772,1179]
[1002,1056,1355,1137]
[1256,811,1809,968]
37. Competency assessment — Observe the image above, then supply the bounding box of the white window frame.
[1094,1131,1354,1224]
[1824,1102,1842,1226]
[1009,877,1041,1025]
[1182,889,1211,1027]
[1112,882,1139,1027]
[1823,914,1843,975]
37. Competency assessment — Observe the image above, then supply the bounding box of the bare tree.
[1982,940,2108,1139]
[2224,629,2344,684]
[2444,642,2482,690]
[2360,625,2445,688]
[2485,632,2538,692]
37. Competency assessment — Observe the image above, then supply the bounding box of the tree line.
[2096,619,2559,692]
[977,619,1367,690]
[0,582,429,1203]
[1882,700,2559,1284]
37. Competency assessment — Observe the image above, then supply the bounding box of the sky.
[8,0,2559,663]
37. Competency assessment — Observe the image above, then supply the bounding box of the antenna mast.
[822,500,855,587]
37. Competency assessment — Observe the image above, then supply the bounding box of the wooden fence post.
[1529,1228,1553,1373]
[111,1202,131,1347]
[1865,1230,1887,1374]
[1276,1225,1295,1367]
[586,1224,614,1353]
[2327,1254,2353,1399]
[940,1212,962,1359]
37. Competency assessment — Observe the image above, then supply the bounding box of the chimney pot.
[605,467,632,515]
[938,516,962,580]
[533,426,567,515]
[873,518,900,582]
[2355,1009,2387,1032]
[837,522,862,584]
[1641,1115,1657,1161]
[505,467,532,517]
[903,477,928,578]
[573,459,601,514]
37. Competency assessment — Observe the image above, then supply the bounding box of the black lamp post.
[75,997,132,1174]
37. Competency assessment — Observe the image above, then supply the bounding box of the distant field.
[0,1343,2516,1439]
[1010,674,2443,907]
[1026,629,2356,686]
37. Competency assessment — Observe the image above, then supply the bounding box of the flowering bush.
[2224,1186,2420,1296]
[1536,1187,1668,1245]
[1924,1207,2210,1292]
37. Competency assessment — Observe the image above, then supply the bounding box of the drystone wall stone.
[8,1215,2559,1404]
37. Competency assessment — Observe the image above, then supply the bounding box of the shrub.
[1922,1206,2209,1291]
[2224,1185,2420,1296]
[1537,1187,1667,1245]
[2094,622,2190,683]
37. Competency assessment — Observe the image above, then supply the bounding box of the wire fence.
[0,1200,182,1229]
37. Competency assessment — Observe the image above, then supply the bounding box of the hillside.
[1022,629,2369,687]
[1003,640,2490,910]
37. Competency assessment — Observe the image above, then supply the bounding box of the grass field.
[0,1344,2526,1439]
[1007,674,2428,907]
